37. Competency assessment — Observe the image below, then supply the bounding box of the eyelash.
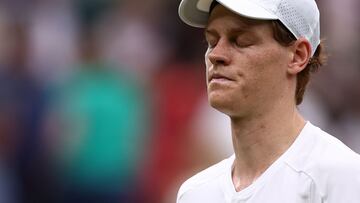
[205,37,253,49]
[232,38,252,48]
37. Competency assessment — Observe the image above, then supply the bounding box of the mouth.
[209,73,234,83]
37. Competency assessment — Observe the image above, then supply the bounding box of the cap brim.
[179,0,278,28]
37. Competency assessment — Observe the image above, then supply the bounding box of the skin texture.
[204,5,311,191]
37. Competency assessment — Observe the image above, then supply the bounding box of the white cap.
[179,0,320,56]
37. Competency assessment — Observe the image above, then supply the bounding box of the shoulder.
[176,155,234,202]
[300,123,360,201]
[306,123,360,171]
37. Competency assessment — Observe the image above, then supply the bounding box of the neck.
[229,103,305,191]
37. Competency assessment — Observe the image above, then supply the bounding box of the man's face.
[205,5,293,118]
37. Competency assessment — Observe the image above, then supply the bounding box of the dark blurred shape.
[0,19,51,203]
[74,0,115,27]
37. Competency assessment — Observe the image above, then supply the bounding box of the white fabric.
[177,122,360,203]
[178,0,320,55]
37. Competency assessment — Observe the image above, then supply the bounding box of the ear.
[287,38,312,75]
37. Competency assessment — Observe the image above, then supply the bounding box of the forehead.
[206,5,270,32]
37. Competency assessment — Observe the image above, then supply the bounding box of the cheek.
[260,49,288,85]
[241,47,288,96]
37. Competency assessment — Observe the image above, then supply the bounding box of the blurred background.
[0,0,359,202]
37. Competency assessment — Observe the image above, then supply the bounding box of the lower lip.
[209,78,232,83]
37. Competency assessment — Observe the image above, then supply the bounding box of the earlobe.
[287,38,312,75]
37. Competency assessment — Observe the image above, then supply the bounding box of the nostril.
[216,59,226,65]
[208,52,230,66]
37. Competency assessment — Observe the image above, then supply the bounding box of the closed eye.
[231,34,257,48]
[204,29,219,48]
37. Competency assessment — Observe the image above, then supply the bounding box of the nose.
[207,39,231,66]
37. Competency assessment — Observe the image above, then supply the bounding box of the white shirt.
[177,122,360,203]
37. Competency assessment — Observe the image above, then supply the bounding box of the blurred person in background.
[44,1,150,202]
[0,11,51,203]
[176,0,360,202]
[26,0,78,84]
[97,0,168,82]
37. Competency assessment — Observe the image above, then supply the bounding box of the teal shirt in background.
[52,63,148,191]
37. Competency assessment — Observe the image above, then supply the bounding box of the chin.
[208,93,234,115]
[208,92,249,117]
